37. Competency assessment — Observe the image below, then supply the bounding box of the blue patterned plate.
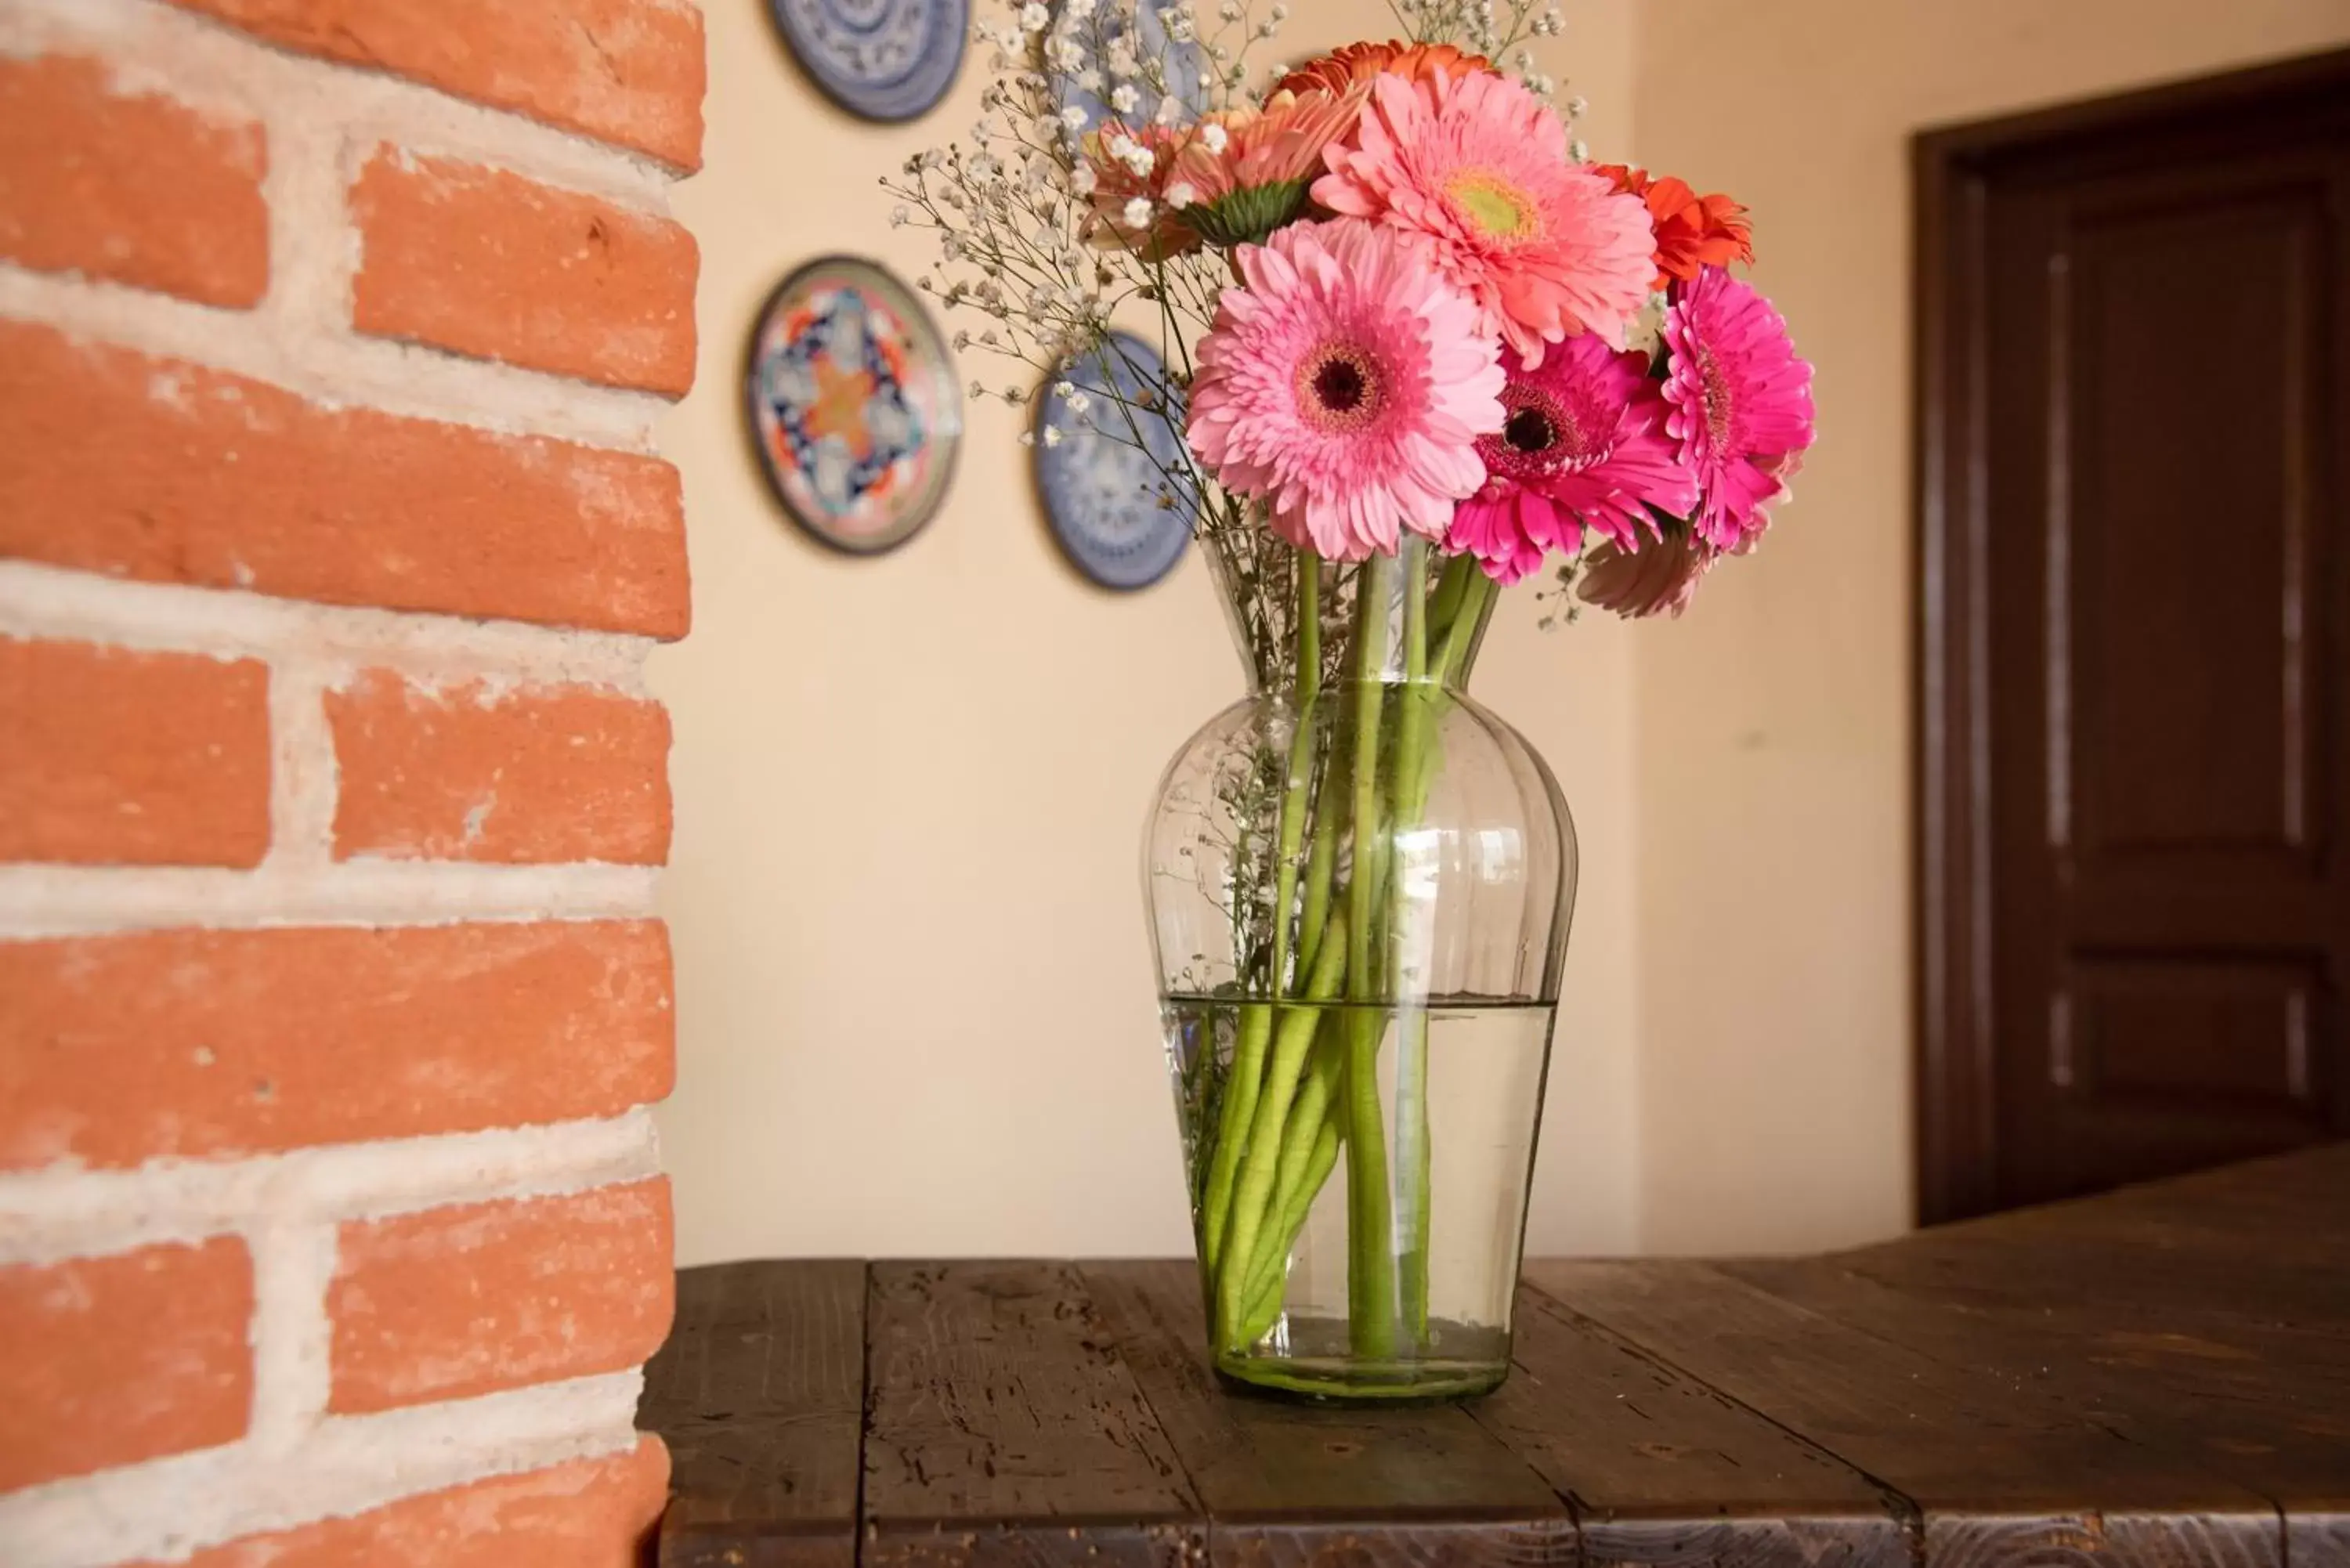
[1034,332,1193,591]
[768,0,967,123]
[1050,0,1207,132]
[746,255,962,555]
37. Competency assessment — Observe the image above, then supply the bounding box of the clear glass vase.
[1143,537,1576,1401]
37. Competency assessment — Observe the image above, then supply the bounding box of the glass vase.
[1143,536,1576,1401]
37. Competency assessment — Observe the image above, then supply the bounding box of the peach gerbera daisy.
[1313,71,1656,365]
[1080,122,1201,258]
[1187,220,1503,561]
[1275,39,1495,96]
[1578,529,1716,620]
[1165,86,1368,248]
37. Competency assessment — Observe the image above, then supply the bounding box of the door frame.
[1912,46,2350,1226]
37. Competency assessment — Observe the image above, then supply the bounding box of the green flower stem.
[1201,1013,1268,1273]
[1294,735,1346,981]
[1238,1090,1344,1342]
[1424,552,1475,653]
[1214,906,1349,1349]
[1344,551,1397,1360]
[1198,558,1321,1272]
[1388,540,1437,1347]
[1434,569,1492,689]
[1271,557,1322,1000]
[1256,1016,1346,1268]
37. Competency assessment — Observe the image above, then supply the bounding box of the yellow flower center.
[1449,172,1535,240]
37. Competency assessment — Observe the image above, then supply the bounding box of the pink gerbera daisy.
[1312,71,1655,365]
[1446,334,1698,584]
[1188,219,1503,561]
[1663,266,1816,547]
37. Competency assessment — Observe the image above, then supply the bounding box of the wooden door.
[1917,51,2350,1223]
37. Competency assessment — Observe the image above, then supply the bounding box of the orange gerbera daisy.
[1274,39,1495,97]
[1596,164,1755,289]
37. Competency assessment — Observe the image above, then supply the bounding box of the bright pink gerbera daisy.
[1446,334,1698,584]
[1312,71,1655,365]
[1663,266,1816,547]
[1188,219,1503,561]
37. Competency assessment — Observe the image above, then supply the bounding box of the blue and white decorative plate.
[768,0,967,123]
[1050,0,1207,132]
[1034,332,1193,591]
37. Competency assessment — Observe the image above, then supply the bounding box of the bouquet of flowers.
[887,0,1814,1392]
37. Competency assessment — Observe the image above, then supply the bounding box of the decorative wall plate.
[746,255,961,555]
[1033,332,1192,591]
[768,0,967,123]
[1050,0,1206,132]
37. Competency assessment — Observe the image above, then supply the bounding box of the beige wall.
[1627,0,2350,1254]
[653,0,1644,1263]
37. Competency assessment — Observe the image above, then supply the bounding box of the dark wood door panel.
[1917,48,2350,1221]
[2036,952,2334,1194]
[2062,190,2327,876]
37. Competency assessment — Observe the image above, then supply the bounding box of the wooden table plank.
[1828,1147,2350,1339]
[862,1261,1204,1568]
[1528,1259,2286,1568]
[639,1259,867,1568]
[1467,1284,1911,1568]
[1081,1259,1575,1568]
[1828,1219,2350,1353]
[1721,1255,2350,1567]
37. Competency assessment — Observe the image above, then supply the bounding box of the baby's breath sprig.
[1383,0,1564,92]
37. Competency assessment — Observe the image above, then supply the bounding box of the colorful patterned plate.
[746,256,962,555]
[1033,332,1193,591]
[768,0,967,123]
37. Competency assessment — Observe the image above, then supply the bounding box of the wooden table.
[640,1144,2350,1568]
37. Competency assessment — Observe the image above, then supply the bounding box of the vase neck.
[1205,536,1497,699]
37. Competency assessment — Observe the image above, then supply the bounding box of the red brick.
[0,637,271,867]
[0,321,689,638]
[0,1238,252,1490]
[352,148,697,396]
[166,0,705,171]
[0,54,269,307]
[328,669,671,865]
[328,1179,673,1414]
[0,921,674,1171]
[154,1439,668,1568]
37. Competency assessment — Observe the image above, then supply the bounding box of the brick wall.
[0,0,702,1562]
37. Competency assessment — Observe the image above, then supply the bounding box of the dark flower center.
[1480,383,1607,484]
[1314,359,1368,413]
[1504,406,1556,453]
[1296,344,1385,433]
